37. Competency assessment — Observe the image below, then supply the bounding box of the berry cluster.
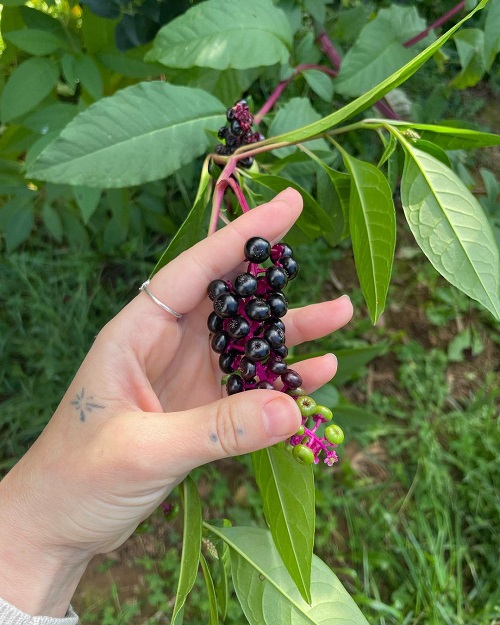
[207,237,344,466]
[215,99,264,169]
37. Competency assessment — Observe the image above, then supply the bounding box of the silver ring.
[139,280,183,319]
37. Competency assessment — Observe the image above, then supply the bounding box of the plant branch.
[404,0,466,48]
[317,30,342,70]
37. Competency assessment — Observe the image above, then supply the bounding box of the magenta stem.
[404,1,466,48]
[374,97,401,121]
[317,30,342,70]
[227,177,250,213]
[254,64,337,124]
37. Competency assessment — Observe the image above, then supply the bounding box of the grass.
[1,230,499,625]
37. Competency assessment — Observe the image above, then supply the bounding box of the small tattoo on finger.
[70,388,104,422]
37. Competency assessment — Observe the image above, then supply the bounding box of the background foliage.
[1,0,499,624]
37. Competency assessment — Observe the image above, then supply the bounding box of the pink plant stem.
[227,177,250,213]
[254,64,337,124]
[404,0,466,48]
[208,179,228,235]
[317,30,342,70]
[375,97,401,121]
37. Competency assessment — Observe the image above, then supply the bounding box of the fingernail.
[340,293,351,302]
[262,396,301,439]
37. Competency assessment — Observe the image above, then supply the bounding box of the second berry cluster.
[215,99,264,169]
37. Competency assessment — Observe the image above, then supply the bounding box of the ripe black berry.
[245,298,270,321]
[227,374,244,395]
[211,331,230,354]
[207,311,223,334]
[244,237,271,263]
[267,356,287,374]
[256,381,274,390]
[218,126,229,139]
[208,279,230,301]
[266,292,287,318]
[239,156,254,169]
[226,107,235,121]
[264,325,285,349]
[231,120,243,136]
[227,315,251,339]
[281,256,299,280]
[214,293,239,318]
[265,317,285,332]
[219,351,237,374]
[239,357,256,380]
[272,344,288,359]
[266,266,288,290]
[244,338,271,361]
[281,369,302,389]
[233,272,258,297]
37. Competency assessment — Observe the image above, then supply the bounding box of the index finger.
[145,187,303,316]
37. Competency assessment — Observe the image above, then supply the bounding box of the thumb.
[132,391,302,476]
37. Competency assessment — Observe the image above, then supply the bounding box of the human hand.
[0,188,353,616]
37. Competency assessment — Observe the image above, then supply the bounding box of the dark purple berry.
[215,144,230,155]
[256,381,274,390]
[214,293,239,318]
[219,351,237,374]
[272,345,288,359]
[227,315,250,339]
[225,133,239,150]
[244,338,271,361]
[267,356,287,374]
[208,279,230,301]
[244,237,271,263]
[226,107,235,121]
[281,369,302,389]
[270,242,293,263]
[239,156,254,169]
[233,273,258,297]
[281,256,299,280]
[239,357,256,380]
[245,298,270,321]
[236,98,248,108]
[266,266,288,291]
[265,317,285,332]
[207,311,223,334]
[218,126,229,139]
[211,331,230,354]
[231,120,243,136]
[264,325,285,349]
[266,292,287,318]
[227,374,244,395]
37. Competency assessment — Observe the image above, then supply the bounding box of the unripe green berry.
[296,395,317,417]
[315,405,333,421]
[287,386,305,397]
[295,424,305,436]
[292,444,315,465]
[325,424,344,445]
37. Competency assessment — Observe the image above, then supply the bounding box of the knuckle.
[214,401,243,457]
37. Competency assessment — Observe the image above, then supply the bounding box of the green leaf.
[246,172,335,241]
[256,0,488,147]
[383,120,500,150]
[484,0,500,69]
[20,102,81,135]
[302,69,333,102]
[41,202,63,242]
[205,525,369,625]
[146,0,292,70]
[252,445,315,604]
[151,159,212,276]
[412,139,451,167]
[214,537,230,620]
[335,5,427,98]
[451,28,485,89]
[399,142,500,320]
[0,57,59,123]
[0,192,35,252]
[172,476,203,625]
[267,98,330,158]
[73,186,102,224]
[340,151,396,323]
[331,403,381,430]
[27,83,225,188]
[334,344,387,386]
[97,47,165,78]
[4,28,66,55]
[200,554,219,625]
[74,55,103,100]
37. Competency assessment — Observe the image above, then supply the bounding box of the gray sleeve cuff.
[0,596,78,625]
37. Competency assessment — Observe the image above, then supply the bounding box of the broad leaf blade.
[206,525,369,625]
[400,145,500,320]
[341,153,396,323]
[252,445,315,604]
[151,159,212,276]
[146,0,292,70]
[171,476,203,625]
[27,83,225,188]
[200,554,220,625]
[257,0,487,147]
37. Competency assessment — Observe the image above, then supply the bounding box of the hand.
[0,188,353,616]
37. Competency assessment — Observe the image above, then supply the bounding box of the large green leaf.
[484,0,500,69]
[27,83,225,188]
[200,554,219,625]
[252,445,315,604]
[205,525,369,625]
[246,172,335,241]
[146,0,292,70]
[399,142,500,320]
[255,0,487,148]
[335,5,428,98]
[340,151,396,323]
[451,29,485,89]
[4,28,66,55]
[171,476,203,625]
[151,159,212,276]
[0,57,59,123]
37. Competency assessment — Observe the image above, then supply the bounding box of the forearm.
[0,467,89,618]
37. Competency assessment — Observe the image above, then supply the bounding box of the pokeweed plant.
[18,0,500,622]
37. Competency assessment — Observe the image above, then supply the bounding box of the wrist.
[0,470,90,618]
